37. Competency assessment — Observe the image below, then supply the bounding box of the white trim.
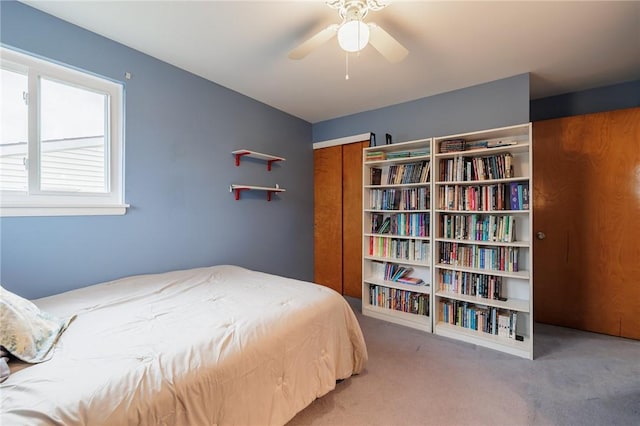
[313,132,371,149]
[1,204,129,217]
[0,46,125,216]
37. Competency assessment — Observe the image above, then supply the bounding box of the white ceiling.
[22,1,640,123]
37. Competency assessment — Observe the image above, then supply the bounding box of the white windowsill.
[0,204,130,217]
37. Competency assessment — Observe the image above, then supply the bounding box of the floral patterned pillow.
[0,286,74,364]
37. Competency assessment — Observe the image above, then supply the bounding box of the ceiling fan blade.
[288,24,339,60]
[368,23,408,63]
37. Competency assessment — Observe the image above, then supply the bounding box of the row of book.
[438,270,504,300]
[438,242,520,272]
[366,148,431,162]
[438,153,513,182]
[365,151,387,161]
[439,138,518,154]
[369,237,431,263]
[440,300,519,339]
[369,284,430,316]
[371,161,431,185]
[369,188,430,211]
[371,213,430,237]
[440,214,516,243]
[437,182,528,211]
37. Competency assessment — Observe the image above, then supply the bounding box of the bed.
[0,265,368,425]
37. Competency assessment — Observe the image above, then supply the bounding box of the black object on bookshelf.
[370,132,377,147]
[386,133,393,145]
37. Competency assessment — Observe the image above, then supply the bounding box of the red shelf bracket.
[232,187,250,200]
[234,151,250,167]
[266,158,282,171]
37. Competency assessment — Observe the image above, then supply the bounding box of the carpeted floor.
[288,297,640,426]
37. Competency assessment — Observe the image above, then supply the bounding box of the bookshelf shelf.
[362,138,434,333]
[231,149,285,171]
[364,276,431,295]
[434,142,530,159]
[434,262,530,279]
[433,123,533,359]
[363,305,431,332]
[434,322,531,359]
[365,182,431,189]
[365,233,431,241]
[365,208,430,213]
[434,237,529,248]
[435,209,530,215]
[434,290,530,312]
[364,255,430,267]
[435,177,529,186]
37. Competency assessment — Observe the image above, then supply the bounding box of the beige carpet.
[288,297,640,426]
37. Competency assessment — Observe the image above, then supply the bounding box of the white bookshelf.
[362,138,433,332]
[432,123,533,359]
[359,124,534,359]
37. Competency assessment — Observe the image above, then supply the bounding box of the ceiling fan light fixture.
[337,20,369,52]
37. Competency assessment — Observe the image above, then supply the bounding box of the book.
[487,140,517,148]
[497,313,511,338]
[504,153,513,178]
[371,168,382,185]
[465,140,489,150]
[366,151,386,161]
[396,277,425,285]
[509,182,520,210]
[371,213,385,233]
[440,138,466,153]
[522,182,529,209]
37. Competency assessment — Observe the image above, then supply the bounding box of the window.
[0,47,126,217]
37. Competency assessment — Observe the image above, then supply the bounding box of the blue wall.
[312,74,530,143]
[530,80,640,122]
[0,2,314,299]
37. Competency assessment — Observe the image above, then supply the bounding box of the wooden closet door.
[342,141,369,297]
[314,145,343,293]
[533,107,640,339]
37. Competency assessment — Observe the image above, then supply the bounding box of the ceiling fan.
[288,0,408,63]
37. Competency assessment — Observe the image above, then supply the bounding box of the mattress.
[1,265,368,425]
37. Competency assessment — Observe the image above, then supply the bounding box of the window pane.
[0,68,28,191]
[40,78,107,193]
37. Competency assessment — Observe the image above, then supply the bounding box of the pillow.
[0,285,74,364]
[0,347,9,383]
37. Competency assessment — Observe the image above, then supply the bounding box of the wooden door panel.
[342,141,368,297]
[533,107,640,339]
[314,146,343,293]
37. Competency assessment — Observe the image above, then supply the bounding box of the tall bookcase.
[360,124,533,359]
[362,138,433,332]
[432,123,533,359]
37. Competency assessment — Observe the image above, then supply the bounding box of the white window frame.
[0,47,127,217]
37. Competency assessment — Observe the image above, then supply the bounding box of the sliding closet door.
[314,145,343,293]
[314,140,368,296]
[533,107,640,339]
[342,141,368,297]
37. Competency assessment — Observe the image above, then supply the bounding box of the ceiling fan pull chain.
[345,52,350,80]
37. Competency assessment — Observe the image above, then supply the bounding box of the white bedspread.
[1,265,368,425]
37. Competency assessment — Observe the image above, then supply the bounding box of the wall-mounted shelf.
[232,150,285,171]
[230,184,285,201]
